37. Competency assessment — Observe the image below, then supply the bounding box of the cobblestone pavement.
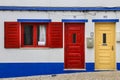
[0,71,120,80]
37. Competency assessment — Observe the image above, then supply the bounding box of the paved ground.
[0,71,120,80]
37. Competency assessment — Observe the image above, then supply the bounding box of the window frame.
[21,23,48,48]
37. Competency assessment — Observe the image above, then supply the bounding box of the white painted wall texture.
[0,11,120,63]
[0,0,120,7]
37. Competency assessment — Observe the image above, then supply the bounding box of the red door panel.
[65,23,85,69]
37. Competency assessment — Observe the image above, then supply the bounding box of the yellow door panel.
[95,22,116,70]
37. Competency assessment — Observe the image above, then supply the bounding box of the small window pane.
[72,33,76,43]
[24,25,33,45]
[37,25,46,46]
[103,33,106,43]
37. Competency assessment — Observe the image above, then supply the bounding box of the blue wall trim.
[92,19,119,22]
[1,6,120,11]
[0,63,119,78]
[17,19,51,22]
[117,63,120,70]
[62,19,88,22]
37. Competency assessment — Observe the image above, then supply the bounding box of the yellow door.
[95,22,116,70]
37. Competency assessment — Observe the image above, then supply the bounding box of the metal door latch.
[112,46,114,50]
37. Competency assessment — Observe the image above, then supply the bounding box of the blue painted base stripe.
[1,6,120,11]
[92,19,119,22]
[117,63,120,70]
[0,63,119,78]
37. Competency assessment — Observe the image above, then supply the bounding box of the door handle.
[112,46,114,51]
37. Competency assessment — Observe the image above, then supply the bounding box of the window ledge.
[20,47,50,50]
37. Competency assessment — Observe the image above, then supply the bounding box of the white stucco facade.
[0,0,120,7]
[0,10,120,63]
[0,0,120,78]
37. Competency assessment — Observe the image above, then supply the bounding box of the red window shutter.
[4,22,20,48]
[48,22,63,48]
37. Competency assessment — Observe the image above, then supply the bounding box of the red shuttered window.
[4,22,63,48]
[48,22,63,48]
[4,22,20,48]
[21,23,48,47]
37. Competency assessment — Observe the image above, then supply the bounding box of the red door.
[65,23,85,69]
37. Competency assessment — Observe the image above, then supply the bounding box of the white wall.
[0,11,120,63]
[0,0,120,7]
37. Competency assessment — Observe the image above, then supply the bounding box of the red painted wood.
[4,22,20,48]
[48,22,63,48]
[64,23,85,69]
[33,24,37,47]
